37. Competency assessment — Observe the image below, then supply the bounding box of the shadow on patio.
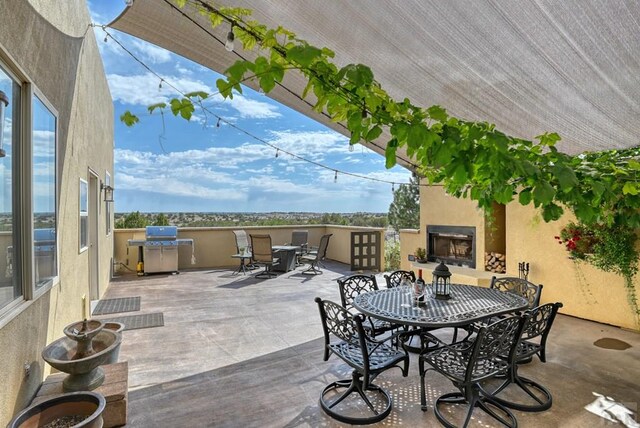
[99,261,640,427]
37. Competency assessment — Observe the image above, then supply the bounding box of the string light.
[98,26,422,189]
[225,24,235,52]
[124,0,134,6]
[392,183,395,192]
[348,144,354,152]
[103,34,108,43]
[158,79,163,91]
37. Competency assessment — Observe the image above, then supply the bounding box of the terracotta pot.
[8,391,106,428]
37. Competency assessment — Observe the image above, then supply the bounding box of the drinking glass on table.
[400,277,414,308]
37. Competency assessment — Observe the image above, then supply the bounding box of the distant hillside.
[114,212,388,228]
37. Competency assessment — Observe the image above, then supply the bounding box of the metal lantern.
[432,261,451,300]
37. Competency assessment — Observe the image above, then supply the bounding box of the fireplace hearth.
[427,225,476,268]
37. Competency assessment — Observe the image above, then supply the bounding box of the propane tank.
[136,261,144,276]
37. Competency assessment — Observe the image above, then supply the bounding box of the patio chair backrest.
[290,230,308,247]
[384,270,416,288]
[521,302,563,343]
[249,234,273,264]
[315,298,359,344]
[337,274,379,312]
[317,233,332,260]
[491,276,543,309]
[469,315,525,382]
[233,230,250,253]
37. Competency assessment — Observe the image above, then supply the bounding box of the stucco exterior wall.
[408,183,639,331]
[506,203,639,330]
[399,228,421,271]
[0,1,114,424]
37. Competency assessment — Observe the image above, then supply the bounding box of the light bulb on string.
[103,34,108,43]
[216,118,221,128]
[392,183,395,192]
[348,143,354,152]
[334,171,338,183]
[275,149,279,158]
[225,24,235,52]
[124,0,134,6]
[158,80,163,91]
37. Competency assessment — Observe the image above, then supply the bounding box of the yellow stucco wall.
[399,229,422,271]
[0,1,114,424]
[506,203,639,330]
[408,184,639,331]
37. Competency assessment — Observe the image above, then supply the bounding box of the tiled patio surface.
[99,261,640,427]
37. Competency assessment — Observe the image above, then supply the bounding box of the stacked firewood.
[485,252,506,273]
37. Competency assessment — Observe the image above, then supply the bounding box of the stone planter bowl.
[7,391,106,428]
[102,322,125,364]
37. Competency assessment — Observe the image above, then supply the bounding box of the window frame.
[79,178,88,253]
[31,87,59,295]
[0,46,61,323]
[105,171,111,236]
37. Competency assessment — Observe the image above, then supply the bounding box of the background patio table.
[272,245,300,272]
[353,284,529,328]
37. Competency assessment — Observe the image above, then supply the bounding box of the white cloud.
[107,73,281,120]
[130,40,172,64]
[225,95,281,119]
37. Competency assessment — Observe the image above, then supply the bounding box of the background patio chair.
[233,230,258,270]
[300,233,332,275]
[286,229,308,265]
[490,302,563,412]
[315,297,409,424]
[419,315,526,428]
[249,234,279,279]
[337,274,398,338]
[383,270,415,288]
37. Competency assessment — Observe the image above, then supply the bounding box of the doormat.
[102,312,164,331]
[93,296,141,315]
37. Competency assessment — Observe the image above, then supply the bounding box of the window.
[0,64,21,311]
[79,179,88,252]
[33,95,57,288]
[105,171,111,235]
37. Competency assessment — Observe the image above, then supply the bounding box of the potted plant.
[415,247,428,263]
[8,391,106,428]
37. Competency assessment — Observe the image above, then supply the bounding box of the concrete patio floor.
[99,261,640,427]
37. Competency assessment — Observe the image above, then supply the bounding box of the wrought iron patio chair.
[419,315,527,428]
[489,302,563,412]
[315,297,409,424]
[383,270,415,288]
[491,276,543,309]
[287,229,308,265]
[300,233,332,275]
[249,234,279,279]
[469,276,544,333]
[337,274,398,338]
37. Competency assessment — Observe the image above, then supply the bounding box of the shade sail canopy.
[110,0,640,170]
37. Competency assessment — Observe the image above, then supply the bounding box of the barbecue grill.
[127,226,194,274]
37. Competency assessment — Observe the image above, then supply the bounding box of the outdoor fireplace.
[427,225,476,268]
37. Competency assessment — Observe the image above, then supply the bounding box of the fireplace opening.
[427,225,476,268]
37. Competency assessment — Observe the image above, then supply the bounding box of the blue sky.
[87,1,411,213]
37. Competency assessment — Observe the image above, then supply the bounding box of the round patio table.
[352,284,529,328]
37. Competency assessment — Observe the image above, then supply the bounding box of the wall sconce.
[101,182,114,202]
[0,90,8,158]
